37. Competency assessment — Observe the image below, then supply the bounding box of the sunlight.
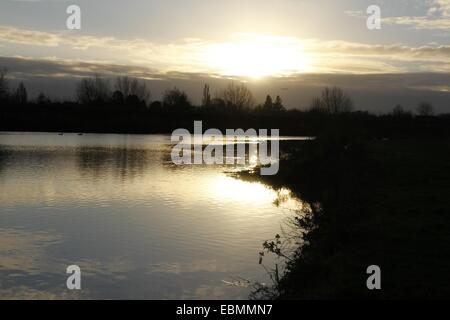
[210,175,275,204]
[201,34,312,78]
[208,175,303,212]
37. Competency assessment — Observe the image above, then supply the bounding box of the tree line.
[0,68,438,118]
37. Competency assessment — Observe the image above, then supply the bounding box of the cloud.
[0,55,169,79]
[346,0,450,31]
[0,25,61,46]
[1,25,449,76]
[0,25,214,73]
[383,15,450,30]
[311,40,450,61]
[428,0,450,16]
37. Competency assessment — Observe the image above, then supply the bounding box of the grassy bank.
[241,136,450,299]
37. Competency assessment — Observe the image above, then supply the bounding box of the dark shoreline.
[2,104,450,138]
[239,136,450,299]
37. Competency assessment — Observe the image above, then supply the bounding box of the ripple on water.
[0,132,301,299]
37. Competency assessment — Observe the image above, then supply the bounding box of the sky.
[0,0,449,112]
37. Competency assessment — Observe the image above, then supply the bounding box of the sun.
[201,34,312,79]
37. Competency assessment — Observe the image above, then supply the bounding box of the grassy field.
[243,138,450,299]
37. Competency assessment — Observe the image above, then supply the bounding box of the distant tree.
[149,101,162,110]
[163,87,191,109]
[263,95,273,110]
[210,97,226,110]
[309,96,325,113]
[320,87,353,114]
[14,82,28,105]
[273,95,285,111]
[259,95,285,112]
[221,82,254,110]
[417,102,434,116]
[76,75,110,104]
[125,94,144,107]
[36,92,51,105]
[114,76,151,105]
[202,84,211,107]
[392,104,412,117]
[0,68,9,102]
[112,90,125,105]
[392,104,404,116]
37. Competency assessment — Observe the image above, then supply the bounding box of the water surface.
[0,132,301,299]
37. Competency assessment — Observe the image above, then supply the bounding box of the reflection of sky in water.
[0,132,302,299]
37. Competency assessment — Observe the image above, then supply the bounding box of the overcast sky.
[0,0,449,112]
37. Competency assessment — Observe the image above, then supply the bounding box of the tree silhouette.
[0,68,9,102]
[417,102,433,116]
[202,84,211,107]
[114,76,151,105]
[112,90,125,105]
[263,95,273,110]
[310,87,353,114]
[150,100,162,110]
[36,92,51,105]
[210,97,226,110]
[76,75,110,104]
[222,82,254,110]
[321,87,353,114]
[392,104,412,117]
[273,95,285,111]
[259,95,285,112]
[310,96,325,113]
[14,82,28,105]
[125,94,142,107]
[163,87,191,109]
[393,104,404,116]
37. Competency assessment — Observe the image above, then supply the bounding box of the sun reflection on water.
[210,175,275,204]
[0,132,305,299]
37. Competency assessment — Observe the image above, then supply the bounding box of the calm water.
[0,132,301,299]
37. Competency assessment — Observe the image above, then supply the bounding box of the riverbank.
[240,137,450,299]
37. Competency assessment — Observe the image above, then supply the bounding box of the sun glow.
[201,34,312,78]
